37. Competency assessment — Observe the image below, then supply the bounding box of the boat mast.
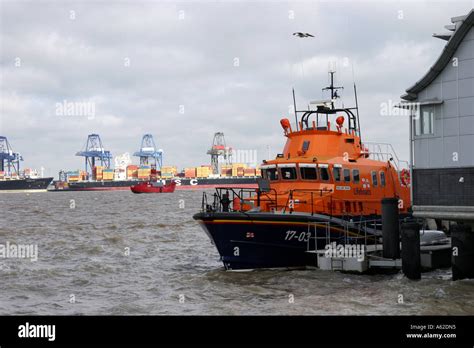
[292,88,298,131]
[323,71,343,110]
[353,82,362,143]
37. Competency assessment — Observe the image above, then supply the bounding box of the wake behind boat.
[193,71,412,270]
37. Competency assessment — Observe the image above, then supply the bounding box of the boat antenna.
[322,70,343,109]
[292,88,298,131]
[352,63,362,142]
[353,83,362,142]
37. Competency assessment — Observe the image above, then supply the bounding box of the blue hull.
[194,212,379,270]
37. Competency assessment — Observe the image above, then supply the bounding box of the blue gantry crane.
[75,134,112,173]
[0,136,23,175]
[133,134,163,169]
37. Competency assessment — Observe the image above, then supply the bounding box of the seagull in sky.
[293,32,315,38]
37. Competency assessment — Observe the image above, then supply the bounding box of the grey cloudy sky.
[1,0,473,177]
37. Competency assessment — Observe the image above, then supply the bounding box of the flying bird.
[293,32,315,38]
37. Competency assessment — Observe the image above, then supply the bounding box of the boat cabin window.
[300,165,318,180]
[333,167,341,181]
[319,166,330,181]
[302,141,310,152]
[352,169,360,183]
[263,167,279,181]
[380,171,386,187]
[280,166,297,180]
[343,169,351,182]
[371,171,378,187]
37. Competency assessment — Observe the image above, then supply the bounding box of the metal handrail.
[305,218,382,253]
[201,186,384,219]
[362,141,408,172]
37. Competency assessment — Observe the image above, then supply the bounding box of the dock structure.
[399,10,474,280]
[304,221,451,274]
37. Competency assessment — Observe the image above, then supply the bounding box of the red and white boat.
[130,180,176,194]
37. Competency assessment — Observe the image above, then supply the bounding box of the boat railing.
[286,189,382,218]
[284,188,333,215]
[201,187,384,218]
[362,142,409,172]
[306,217,382,253]
[200,187,280,213]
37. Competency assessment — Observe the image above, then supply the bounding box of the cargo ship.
[50,176,259,191]
[0,176,53,192]
[0,136,53,192]
[48,133,260,192]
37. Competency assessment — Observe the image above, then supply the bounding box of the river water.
[0,190,473,315]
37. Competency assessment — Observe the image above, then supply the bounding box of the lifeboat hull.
[193,211,382,270]
[130,181,176,194]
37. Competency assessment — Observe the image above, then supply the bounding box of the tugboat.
[193,71,411,270]
[130,180,176,194]
[130,168,176,193]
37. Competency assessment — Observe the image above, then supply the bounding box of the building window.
[380,171,386,187]
[371,171,378,187]
[352,169,360,183]
[343,169,351,182]
[333,167,341,181]
[415,105,434,135]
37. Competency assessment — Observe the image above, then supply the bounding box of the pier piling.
[451,224,474,281]
[382,198,400,259]
[401,222,421,280]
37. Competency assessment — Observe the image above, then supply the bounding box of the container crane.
[75,134,112,174]
[0,136,23,176]
[207,132,232,175]
[133,134,163,169]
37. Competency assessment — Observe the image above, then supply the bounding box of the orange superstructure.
[256,116,411,217]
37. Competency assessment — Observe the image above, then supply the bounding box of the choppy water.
[0,190,473,315]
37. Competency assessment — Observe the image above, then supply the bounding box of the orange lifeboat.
[194,71,411,270]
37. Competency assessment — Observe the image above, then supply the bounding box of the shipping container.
[196,167,211,178]
[126,170,138,179]
[184,168,196,178]
[232,163,247,169]
[244,168,256,175]
[161,166,178,176]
